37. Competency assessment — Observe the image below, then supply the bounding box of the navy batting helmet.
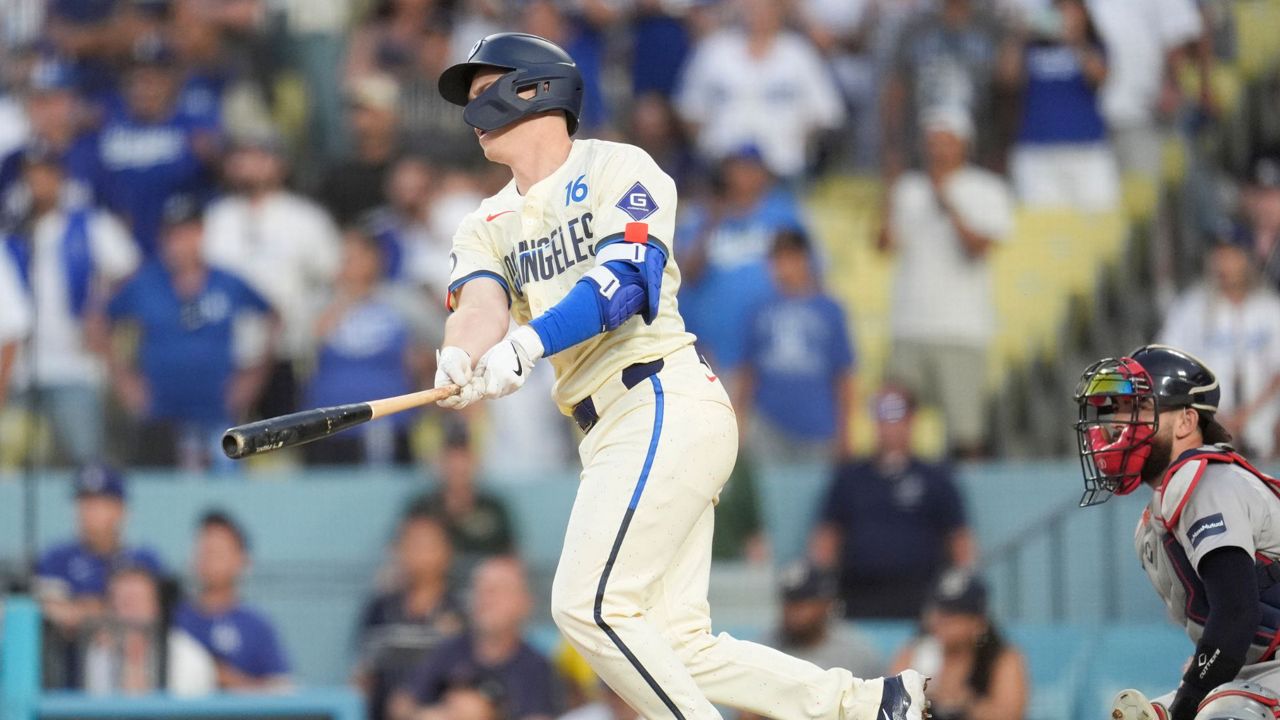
[437,32,584,135]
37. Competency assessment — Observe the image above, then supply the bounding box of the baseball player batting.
[1075,345,1280,720]
[431,32,929,720]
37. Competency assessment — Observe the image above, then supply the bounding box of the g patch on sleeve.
[1187,513,1228,549]
[616,181,658,222]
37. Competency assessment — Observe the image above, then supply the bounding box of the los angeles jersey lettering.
[448,139,695,413]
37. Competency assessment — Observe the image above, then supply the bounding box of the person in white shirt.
[5,147,139,463]
[1160,239,1280,457]
[881,105,1014,456]
[203,132,341,419]
[1084,0,1203,180]
[675,0,845,180]
[0,249,31,411]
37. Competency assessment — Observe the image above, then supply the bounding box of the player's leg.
[650,498,897,719]
[551,373,737,720]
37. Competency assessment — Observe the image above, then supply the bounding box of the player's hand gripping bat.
[221,385,462,459]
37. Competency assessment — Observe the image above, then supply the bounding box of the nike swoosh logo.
[485,210,514,222]
[513,352,523,377]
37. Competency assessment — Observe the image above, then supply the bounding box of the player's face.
[925,129,967,172]
[466,69,542,163]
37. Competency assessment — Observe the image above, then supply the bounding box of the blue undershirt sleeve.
[529,260,647,356]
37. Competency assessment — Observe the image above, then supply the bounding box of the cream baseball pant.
[551,347,887,719]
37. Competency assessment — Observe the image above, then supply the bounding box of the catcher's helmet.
[437,32,584,135]
[1073,345,1220,506]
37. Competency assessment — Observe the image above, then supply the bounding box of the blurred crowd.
[0,0,1275,473]
[2,0,1280,717]
[36,446,1024,720]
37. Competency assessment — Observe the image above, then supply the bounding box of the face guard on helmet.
[1074,356,1159,507]
[437,33,584,135]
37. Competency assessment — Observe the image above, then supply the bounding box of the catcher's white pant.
[550,347,888,719]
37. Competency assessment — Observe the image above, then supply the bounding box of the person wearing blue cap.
[35,464,166,648]
[95,34,220,256]
[0,56,101,227]
[810,386,976,620]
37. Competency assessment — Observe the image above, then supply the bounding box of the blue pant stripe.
[592,375,684,718]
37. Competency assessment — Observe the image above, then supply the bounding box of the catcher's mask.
[1073,356,1158,506]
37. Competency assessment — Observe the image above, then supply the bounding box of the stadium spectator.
[677,146,804,371]
[366,156,443,288]
[0,249,30,411]
[392,557,560,720]
[880,0,1017,177]
[103,196,276,471]
[4,145,139,465]
[810,387,976,619]
[320,73,402,226]
[881,105,1014,457]
[174,510,292,691]
[520,0,615,134]
[1084,0,1205,182]
[626,93,698,194]
[167,0,274,139]
[36,463,166,683]
[277,0,353,161]
[303,227,432,466]
[890,571,1028,720]
[766,561,881,677]
[1240,148,1280,291]
[436,674,510,720]
[44,0,128,102]
[0,57,99,226]
[397,24,486,172]
[1009,0,1120,212]
[96,36,220,256]
[800,0,878,168]
[345,0,443,82]
[1159,238,1280,457]
[83,566,217,696]
[675,0,844,180]
[409,424,515,570]
[628,0,693,99]
[355,509,467,720]
[736,228,856,463]
[203,130,341,421]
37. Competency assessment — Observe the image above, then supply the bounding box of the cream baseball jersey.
[447,139,696,413]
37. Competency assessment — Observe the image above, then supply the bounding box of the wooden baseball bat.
[221,385,462,459]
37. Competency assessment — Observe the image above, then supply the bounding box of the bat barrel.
[221,403,374,459]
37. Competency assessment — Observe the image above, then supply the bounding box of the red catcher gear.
[1074,356,1159,506]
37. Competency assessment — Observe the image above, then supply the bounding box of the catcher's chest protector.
[1136,448,1280,664]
